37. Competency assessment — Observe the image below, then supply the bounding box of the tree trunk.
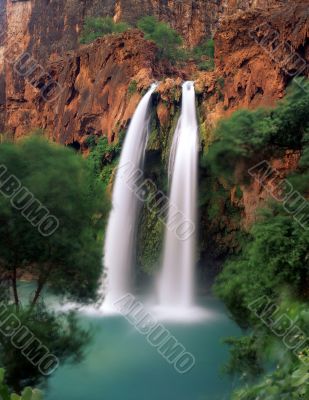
[31,263,53,308]
[12,266,19,312]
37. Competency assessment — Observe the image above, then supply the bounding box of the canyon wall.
[1,0,308,142]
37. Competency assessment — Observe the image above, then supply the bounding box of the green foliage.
[215,163,309,398]
[208,78,309,181]
[222,336,263,379]
[128,80,138,96]
[198,59,215,71]
[0,136,108,305]
[194,39,215,59]
[137,205,164,275]
[289,128,309,195]
[212,80,309,398]
[214,205,309,325]
[193,39,215,71]
[87,136,121,189]
[0,304,90,391]
[137,16,183,61]
[0,368,43,400]
[232,348,309,400]
[80,16,130,44]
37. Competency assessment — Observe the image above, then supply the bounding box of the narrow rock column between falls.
[102,84,157,311]
[158,81,199,309]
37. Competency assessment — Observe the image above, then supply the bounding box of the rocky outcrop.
[238,150,301,228]
[5,30,162,144]
[198,1,309,125]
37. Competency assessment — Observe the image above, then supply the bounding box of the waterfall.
[102,84,157,310]
[158,81,199,309]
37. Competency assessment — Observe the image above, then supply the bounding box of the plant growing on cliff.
[210,77,309,400]
[128,80,138,96]
[193,38,215,71]
[80,16,130,44]
[87,136,121,189]
[207,78,309,182]
[137,16,183,62]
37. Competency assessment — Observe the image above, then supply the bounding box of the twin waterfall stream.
[103,82,200,319]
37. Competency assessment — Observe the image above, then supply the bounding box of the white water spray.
[102,84,157,311]
[158,81,199,309]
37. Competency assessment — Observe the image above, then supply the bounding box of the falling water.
[102,84,157,311]
[158,81,199,309]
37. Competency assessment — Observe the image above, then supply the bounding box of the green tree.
[137,16,183,61]
[0,136,109,308]
[0,304,90,391]
[80,16,129,44]
[0,368,43,400]
[87,136,121,190]
[193,39,215,71]
[207,78,309,182]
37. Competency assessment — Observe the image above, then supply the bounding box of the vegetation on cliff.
[211,78,309,399]
[79,14,215,68]
[192,39,215,71]
[137,16,183,62]
[208,78,309,182]
[80,16,130,44]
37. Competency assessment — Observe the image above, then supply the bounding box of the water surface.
[45,296,242,400]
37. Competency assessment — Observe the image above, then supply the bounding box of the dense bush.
[137,16,183,61]
[80,16,130,44]
[193,39,215,71]
[213,77,309,399]
[215,205,309,325]
[0,305,90,391]
[207,78,309,181]
[87,136,121,190]
[0,368,42,399]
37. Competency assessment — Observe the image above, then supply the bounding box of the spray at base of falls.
[102,84,157,311]
[158,81,199,309]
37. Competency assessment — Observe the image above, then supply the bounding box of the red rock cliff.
[0,0,308,143]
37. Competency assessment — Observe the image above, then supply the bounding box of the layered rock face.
[202,1,309,124]
[0,0,223,137]
[4,30,161,143]
[0,0,308,142]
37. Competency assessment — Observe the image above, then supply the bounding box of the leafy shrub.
[194,39,215,59]
[208,78,309,181]
[193,39,215,71]
[222,336,264,379]
[87,136,121,189]
[80,16,130,44]
[231,342,309,400]
[137,16,183,61]
[0,369,43,400]
[0,305,90,391]
[198,59,215,71]
[215,201,309,398]
[128,80,138,96]
[215,205,309,324]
